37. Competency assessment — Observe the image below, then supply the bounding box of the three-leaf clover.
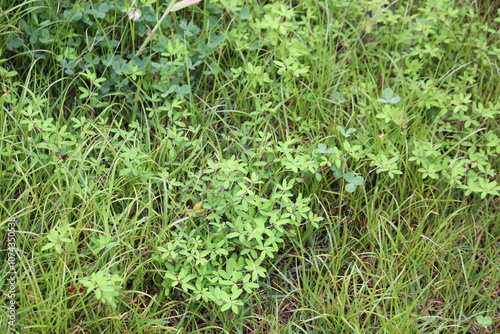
[317,143,334,154]
[343,172,364,193]
[337,126,357,138]
[331,91,345,104]
[377,88,401,104]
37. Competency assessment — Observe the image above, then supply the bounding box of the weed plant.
[0,0,498,333]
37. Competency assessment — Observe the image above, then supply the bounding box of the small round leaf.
[345,183,356,193]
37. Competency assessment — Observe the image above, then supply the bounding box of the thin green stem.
[134,0,176,57]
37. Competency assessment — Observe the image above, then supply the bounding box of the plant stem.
[134,0,176,57]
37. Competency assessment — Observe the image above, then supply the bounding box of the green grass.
[1,0,499,333]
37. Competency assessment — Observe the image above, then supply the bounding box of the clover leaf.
[317,143,334,154]
[337,126,356,138]
[331,91,345,104]
[476,315,493,328]
[343,172,364,193]
[377,88,400,104]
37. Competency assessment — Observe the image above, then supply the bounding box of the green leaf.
[351,176,363,186]
[95,288,102,300]
[80,280,95,290]
[317,143,333,154]
[387,96,400,104]
[345,184,356,193]
[226,232,240,239]
[331,92,345,104]
[66,10,83,22]
[382,88,394,100]
[243,282,259,293]
[164,272,177,281]
[41,243,55,251]
[231,285,243,299]
[240,7,250,19]
[331,166,343,178]
[378,88,400,104]
[344,172,363,185]
[476,315,493,327]
[337,126,356,138]
[6,36,24,50]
